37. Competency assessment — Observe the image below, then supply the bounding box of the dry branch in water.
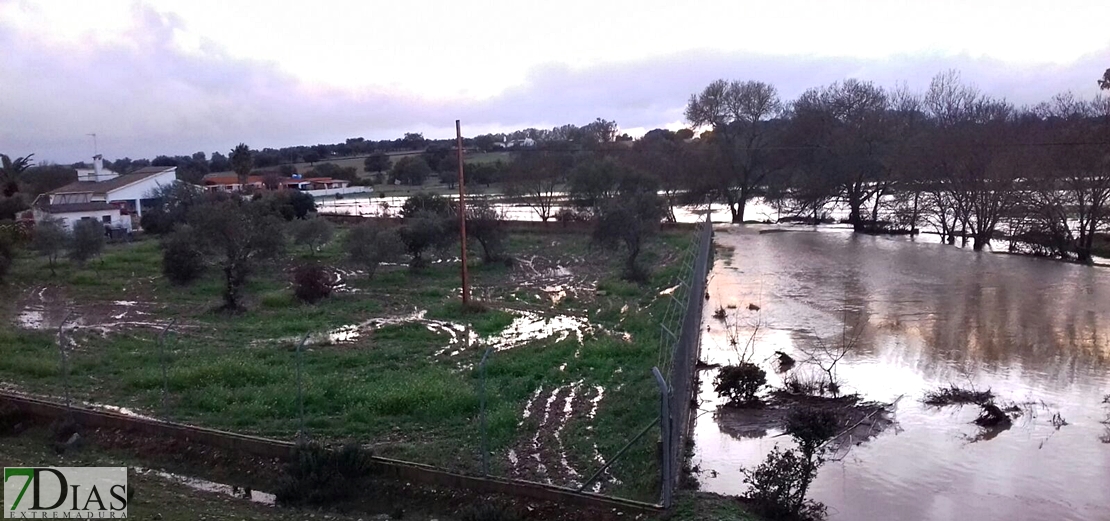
[922,385,994,406]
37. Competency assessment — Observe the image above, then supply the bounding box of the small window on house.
[102,215,112,223]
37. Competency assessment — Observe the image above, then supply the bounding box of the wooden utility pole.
[456,120,470,305]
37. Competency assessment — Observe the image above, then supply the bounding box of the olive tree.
[466,197,507,263]
[32,217,67,275]
[68,219,105,265]
[343,221,403,278]
[187,199,286,310]
[592,172,665,281]
[292,217,334,256]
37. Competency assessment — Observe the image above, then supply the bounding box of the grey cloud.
[2,6,1106,162]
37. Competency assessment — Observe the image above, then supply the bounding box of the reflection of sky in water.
[696,225,1110,521]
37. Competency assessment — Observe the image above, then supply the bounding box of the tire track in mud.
[509,382,616,492]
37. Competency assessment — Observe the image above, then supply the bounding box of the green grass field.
[0,225,698,501]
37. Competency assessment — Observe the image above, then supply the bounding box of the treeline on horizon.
[3,68,1110,262]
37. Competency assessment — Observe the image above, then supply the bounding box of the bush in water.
[714,362,767,406]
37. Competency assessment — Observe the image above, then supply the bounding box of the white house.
[32,155,177,231]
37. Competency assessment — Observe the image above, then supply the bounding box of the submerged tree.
[686,80,784,223]
[743,407,838,521]
[506,148,574,222]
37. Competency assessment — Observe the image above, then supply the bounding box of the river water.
[694,225,1110,521]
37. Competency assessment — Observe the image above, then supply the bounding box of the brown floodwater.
[694,225,1110,521]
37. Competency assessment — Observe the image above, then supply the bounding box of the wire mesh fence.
[654,214,713,506]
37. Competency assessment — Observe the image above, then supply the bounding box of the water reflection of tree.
[918,264,1109,382]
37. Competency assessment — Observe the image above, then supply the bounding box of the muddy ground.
[0,418,657,521]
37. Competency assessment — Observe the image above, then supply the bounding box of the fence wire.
[657,214,713,506]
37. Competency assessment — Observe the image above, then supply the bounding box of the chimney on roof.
[93,154,103,179]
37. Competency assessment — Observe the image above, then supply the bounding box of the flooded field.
[694,225,1110,521]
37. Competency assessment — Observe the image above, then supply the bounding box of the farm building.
[31,155,176,231]
[200,174,366,197]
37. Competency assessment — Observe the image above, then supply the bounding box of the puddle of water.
[693,225,1110,521]
[520,387,543,423]
[91,403,159,421]
[134,468,275,505]
[319,309,429,345]
[546,266,572,278]
[554,381,583,483]
[484,311,593,352]
[16,309,45,329]
[543,285,569,305]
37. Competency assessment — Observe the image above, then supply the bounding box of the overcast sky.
[2,0,1108,163]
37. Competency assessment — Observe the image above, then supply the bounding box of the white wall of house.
[33,208,125,231]
[107,171,176,201]
[106,171,177,216]
[304,186,372,197]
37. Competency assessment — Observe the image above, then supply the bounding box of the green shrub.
[161,228,206,285]
[274,441,374,506]
[293,263,332,303]
[742,446,826,520]
[714,362,767,406]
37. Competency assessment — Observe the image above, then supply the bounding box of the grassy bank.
[0,226,695,501]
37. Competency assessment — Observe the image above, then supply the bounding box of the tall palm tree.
[0,153,33,197]
[230,143,253,190]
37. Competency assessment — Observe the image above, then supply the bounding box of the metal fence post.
[56,312,75,412]
[652,366,672,508]
[479,346,493,475]
[296,334,309,442]
[157,318,177,420]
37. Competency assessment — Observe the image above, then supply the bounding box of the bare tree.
[1026,93,1110,262]
[789,79,894,231]
[505,149,573,222]
[796,314,865,397]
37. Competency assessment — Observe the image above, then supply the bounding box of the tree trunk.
[972,234,987,251]
[223,266,239,310]
[848,194,864,232]
[910,192,920,234]
[736,186,748,223]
